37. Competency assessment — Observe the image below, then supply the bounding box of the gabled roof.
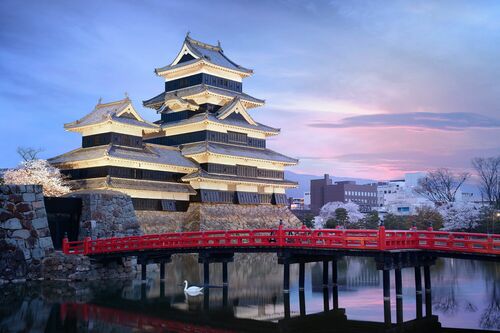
[48,143,199,170]
[143,84,265,110]
[181,142,298,165]
[156,112,280,135]
[65,98,158,130]
[182,169,298,187]
[216,97,257,125]
[155,34,253,76]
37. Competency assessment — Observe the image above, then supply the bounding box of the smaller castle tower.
[49,98,198,211]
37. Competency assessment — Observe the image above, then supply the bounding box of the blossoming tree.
[315,201,365,228]
[3,159,70,196]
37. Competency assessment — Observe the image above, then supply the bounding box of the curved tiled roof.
[155,35,253,75]
[182,169,297,187]
[48,144,198,170]
[65,98,158,130]
[181,142,298,164]
[143,84,264,109]
[157,112,280,134]
[69,177,196,194]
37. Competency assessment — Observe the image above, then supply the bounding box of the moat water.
[0,255,498,332]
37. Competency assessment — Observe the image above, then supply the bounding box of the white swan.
[183,280,204,295]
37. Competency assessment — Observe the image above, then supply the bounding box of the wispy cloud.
[308,112,500,131]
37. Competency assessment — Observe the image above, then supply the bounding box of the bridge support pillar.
[283,262,290,293]
[203,262,210,287]
[332,260,339,309]
[141,263,147,283]
[415,266,423,318]
[299,289,306,316]
[383,269,391,326]
[322,260,329,287]
[299,262,305,291]
[222,262,228,286]
[284,291,291,319]
[323,286,329,311]
[395,268,403,324]
[424,265,432,317]
[160,262,166,281]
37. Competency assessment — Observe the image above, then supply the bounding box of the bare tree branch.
[16,146,43,162]
[472,156,500,209]
[415,168,470,204]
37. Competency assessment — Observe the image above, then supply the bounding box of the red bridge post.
[62,233,69,254]
[84,237,91,255]
[278,220,284,247]
[378,225,386,250]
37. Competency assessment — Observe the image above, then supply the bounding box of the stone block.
[39,237,53,249]
[32,217,48,229]
[31,248,44,260]
[8,194,23,204]
[1,218,22,230]
[36,209,47,218]
[35,193,44,201]
[32,201,45,209]
[0,209,13,222]
[22,248,31,260]
[23,193,36,202]
[12,230,31,239]
[15,202,32,213]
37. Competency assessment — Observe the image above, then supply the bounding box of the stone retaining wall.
[135,203,301,234]
[66,190,142,239]
[0,185,54,282]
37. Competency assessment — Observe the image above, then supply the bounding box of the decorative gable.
[216,97,257,126]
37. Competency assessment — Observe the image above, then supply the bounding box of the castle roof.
[65,98,158,131]
[69,177,196,194]
[49,143,198,170]
[181,142,298,165]
[182,169,298,187]
[155,35,253,76]
[155,112,280,135]
[143,84,264,110]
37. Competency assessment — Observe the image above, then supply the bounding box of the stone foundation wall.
[135,203,301,234]
[66,190,142,239]
[41,252,137,281]
[0,185,54,282]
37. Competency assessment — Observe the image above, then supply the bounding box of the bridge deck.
[63,227,500,259]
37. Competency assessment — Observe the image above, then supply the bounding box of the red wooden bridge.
[63,226,500,257]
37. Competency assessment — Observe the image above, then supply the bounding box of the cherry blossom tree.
[3,159,70,196]
[439,202,481,231]
[316,201,364,228]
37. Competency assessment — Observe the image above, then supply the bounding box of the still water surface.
[0,255,498,332]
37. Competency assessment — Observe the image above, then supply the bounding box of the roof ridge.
[96,97,130,108]
[185,35,222,52]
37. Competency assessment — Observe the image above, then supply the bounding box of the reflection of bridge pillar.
[415,266,423,318]
[383,269,391,326]
[299,289,306,316]
[204,288,210,311]
[323,286,329,311]
[284,292,291,318]
[160,281,165,298]
[395,268,403,324]
[424,265,432,317]
[299,262,305,291]
[332,260,339,309]
[223,285,228,307]
[283,262,290,293]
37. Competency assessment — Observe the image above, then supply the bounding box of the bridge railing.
[62,227,500,256]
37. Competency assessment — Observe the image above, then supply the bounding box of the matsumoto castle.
[49,34,299,212]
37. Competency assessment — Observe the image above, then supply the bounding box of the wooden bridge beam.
[283,262,290,293]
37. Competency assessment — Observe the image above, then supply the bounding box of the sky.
[0,0,499,181]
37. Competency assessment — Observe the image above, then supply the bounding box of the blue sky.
[1,0,499,179]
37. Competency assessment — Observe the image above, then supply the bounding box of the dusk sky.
[1,0,499,180]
